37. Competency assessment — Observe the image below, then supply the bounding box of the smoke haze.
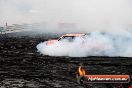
[0,0,132,32]
[37,32,132,57]
[1,0,132,57]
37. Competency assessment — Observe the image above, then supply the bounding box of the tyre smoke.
[37,32,132,57]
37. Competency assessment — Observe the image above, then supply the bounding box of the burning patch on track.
[37,32,132,57]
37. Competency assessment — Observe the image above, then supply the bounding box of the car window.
[59,36,75,42]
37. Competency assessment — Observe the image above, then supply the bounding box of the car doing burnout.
[46,34,86,45]
[46,33,105,50]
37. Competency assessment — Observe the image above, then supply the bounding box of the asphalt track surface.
[0,34,132,88]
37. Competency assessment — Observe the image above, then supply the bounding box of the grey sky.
[0,0,132,32]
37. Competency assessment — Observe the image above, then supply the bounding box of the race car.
[46,33,105,50]
[46,33,86,45]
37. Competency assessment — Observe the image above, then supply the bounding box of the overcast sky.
[0,0,132,32]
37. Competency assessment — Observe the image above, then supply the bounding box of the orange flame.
[78,66,86,76]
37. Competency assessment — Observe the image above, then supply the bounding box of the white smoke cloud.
[1,0,132,57]
[37,32,132,57]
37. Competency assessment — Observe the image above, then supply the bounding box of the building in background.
[6,24,25,31]
[24,22,47,32]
